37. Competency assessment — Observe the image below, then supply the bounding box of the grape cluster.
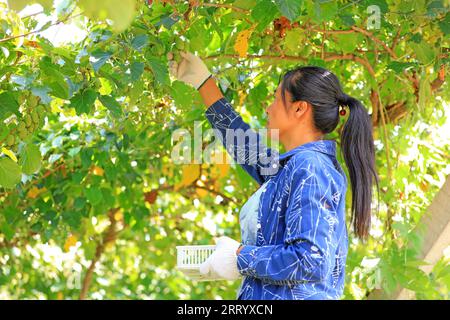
[151,42,165,56]
[2,98,46,153]
[167,37,190,63]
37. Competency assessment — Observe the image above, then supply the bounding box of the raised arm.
[169,51,279,185]
[202,80,279,185]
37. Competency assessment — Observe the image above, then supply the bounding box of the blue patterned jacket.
[205,97,349,300]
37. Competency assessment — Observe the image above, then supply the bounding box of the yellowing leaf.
[210,150,230,179]
[162,163,174,178]
[99,78,112,95]
[218,163,230,178]
[105,241,115,250]
[214,180,221,191]
[91,165,104,176]
[27,186,40,199]
[234,26,256,58]
[27,186,47,199]
[196,187,208,198]
[174,164,200,191]
[1,147,18,162]
[64,234,78,252]
[7,0,28,11]
[234,30,250,58]
[239,90,247,106]
[420,181,429,192]
[114,209,123,221]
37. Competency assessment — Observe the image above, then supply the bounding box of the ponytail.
[339,93,380,242]
[276,65,380,242]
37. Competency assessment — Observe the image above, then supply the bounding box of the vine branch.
[0,11,82,43]
[79,208,122,300]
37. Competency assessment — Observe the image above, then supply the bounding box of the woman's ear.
[293,101,308,119]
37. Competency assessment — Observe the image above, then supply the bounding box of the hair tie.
[338,93,349,105]
[337,93,347,116]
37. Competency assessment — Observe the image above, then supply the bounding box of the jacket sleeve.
[236,156,337,284]
[205,97,279,186]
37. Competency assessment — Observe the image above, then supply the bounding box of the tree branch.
[431,64,446,91]
[0,11,82,43]
[0,231,39,249]
[391,28,401,53]
[22,10,44,19]
[206,52,377,79]
[323,53,376,78]
[197,2,250,14]
[312,28,355,34]
[351,26,398,59]
[79,208,121,300]
[205,53,306,62]
[193,185,237,205]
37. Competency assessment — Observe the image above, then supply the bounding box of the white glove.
[199,236,242,281]
[168,51,212,90]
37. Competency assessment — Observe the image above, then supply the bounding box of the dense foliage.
[0,0,449,299]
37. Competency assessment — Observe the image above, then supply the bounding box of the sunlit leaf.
[0,157,21,189]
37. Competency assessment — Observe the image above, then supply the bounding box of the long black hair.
[278,66,379,242]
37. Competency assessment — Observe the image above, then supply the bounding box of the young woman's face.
[265,84,293,141]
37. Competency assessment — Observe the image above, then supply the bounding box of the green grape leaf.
[313,0,338,22]
[411,42,437,65]
[274,0,302,22]
[438,13,450,35]
[251,0,279,32]
[0,92,19,121]
[19,143,42,175]
[99,95,123,117]
[129,62,144,82]
[84,186,103,206]
[0,221,14,241]
[131,35,149,51]
[146,56,170,86]
[0,157,22,188]
[171,80,194,109]
[90,50,113,72]
[284,29,304,52]
[70,89,98,115]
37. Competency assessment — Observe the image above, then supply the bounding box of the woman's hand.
[199,236,242,280]
[168,51,212,90]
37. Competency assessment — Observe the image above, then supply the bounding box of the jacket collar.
[278,139,337,162]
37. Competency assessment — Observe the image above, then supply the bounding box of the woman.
[169,52,379,300]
